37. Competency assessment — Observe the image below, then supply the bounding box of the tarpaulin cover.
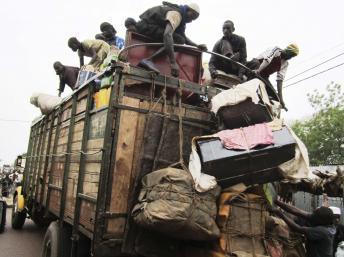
[132,167,221,241]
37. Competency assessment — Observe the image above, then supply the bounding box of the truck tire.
[11,195,26,229]
[41,221,60,257]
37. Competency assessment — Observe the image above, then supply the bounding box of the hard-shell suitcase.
[196,126,296,187]
[217,98,273,130]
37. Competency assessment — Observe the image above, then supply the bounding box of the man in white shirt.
[125,2,207,77]
[248,44,299,109]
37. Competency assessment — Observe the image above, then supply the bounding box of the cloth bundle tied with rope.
[132,80,221,241]
[214,192,269,257]
[131,167,221,241]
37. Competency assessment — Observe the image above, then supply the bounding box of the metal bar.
[39,112,56,206]
[34,118,49,200]
[45,109,63,216]
[93,68,123,253]
[48,184,62,191]
[22,127,35,195]
[29,122,44,198]
[118,42,278,100]
[59,95,77,219]
[112,103,213,127]
[26,125,39,195]
[77,193,97,204]
[122,68,205,95]
[59,94,78,255]
[71,84,94,257]
[101,212,128,219]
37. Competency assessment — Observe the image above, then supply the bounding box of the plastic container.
[94,88,111,109]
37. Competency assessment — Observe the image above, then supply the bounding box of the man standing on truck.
[124,1,207,77]
[208,20,247,79]
[95,22,125,49]
[68,37,110,70]
[53,61,80,96]
[247,44,299,109]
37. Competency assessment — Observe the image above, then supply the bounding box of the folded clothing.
[217,123,274,150]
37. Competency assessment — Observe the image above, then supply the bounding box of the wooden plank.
[76,97,87,114]
[86,138,104,150]
[130,101,150,183]
[79,200,96,231]
[107,97,140,235]
[64,178,78,219]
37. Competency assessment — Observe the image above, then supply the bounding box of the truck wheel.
[11,195,26,229]
[41,221,59,257]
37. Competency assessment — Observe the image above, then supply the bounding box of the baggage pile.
[130,76,310,257]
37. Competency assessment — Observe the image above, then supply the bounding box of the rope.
[25,149,104,158]
[247,195,257,257]
[169,80,188,172]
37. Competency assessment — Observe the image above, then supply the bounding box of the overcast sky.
[0,0,343,164]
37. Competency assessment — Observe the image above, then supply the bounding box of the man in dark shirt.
[53,61,79,96]
[274,200,336,257]
[330,206,344,256]
[124,2,207,77]
[208,20,247,79]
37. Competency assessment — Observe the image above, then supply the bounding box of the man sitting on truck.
[124,1,207,77]
[68,37,110,70]
[247,44,299,109]
[95,22,125,49]
[208,20,247,79]
[53,61,80,96]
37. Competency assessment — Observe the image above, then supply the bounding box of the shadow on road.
[0,208,46,257]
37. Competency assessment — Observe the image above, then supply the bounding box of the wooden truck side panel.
[23,63,214,256]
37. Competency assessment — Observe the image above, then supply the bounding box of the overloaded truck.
[15,32,303,257]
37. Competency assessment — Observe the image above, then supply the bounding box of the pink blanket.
[217,123,274,150]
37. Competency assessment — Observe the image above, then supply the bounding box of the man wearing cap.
[95,22,125,49]
[124,1,207,77]
[248,44,299,109]
[53,61,80,96]
[68,37,110,70]
[209,20,247,79]
[330,206,344,256]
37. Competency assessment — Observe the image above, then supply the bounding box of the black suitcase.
[217,98,273,130]
[0,200,6,233]
[196,126,296,188]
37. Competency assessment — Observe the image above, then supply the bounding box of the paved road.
[0,208,46,257]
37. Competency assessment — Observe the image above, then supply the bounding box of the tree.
[292,82,344,166]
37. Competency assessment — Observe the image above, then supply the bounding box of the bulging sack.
[30,93,62,115]
[132,167,221,241]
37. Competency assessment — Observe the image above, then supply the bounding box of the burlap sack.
[132,167,221,241]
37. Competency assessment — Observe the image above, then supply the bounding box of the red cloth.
[217,123,274,150]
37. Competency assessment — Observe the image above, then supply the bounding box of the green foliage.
[292,82,344,165]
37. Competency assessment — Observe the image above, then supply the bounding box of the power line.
[293,41,344,66]
[286,52,344,81]
[0,118,30,123]
[284,62,344,88]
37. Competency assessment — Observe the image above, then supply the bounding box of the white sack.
[189,140,217,193]
[278,126,310,180]
[30,93,63,115]
[211,78,270,114]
